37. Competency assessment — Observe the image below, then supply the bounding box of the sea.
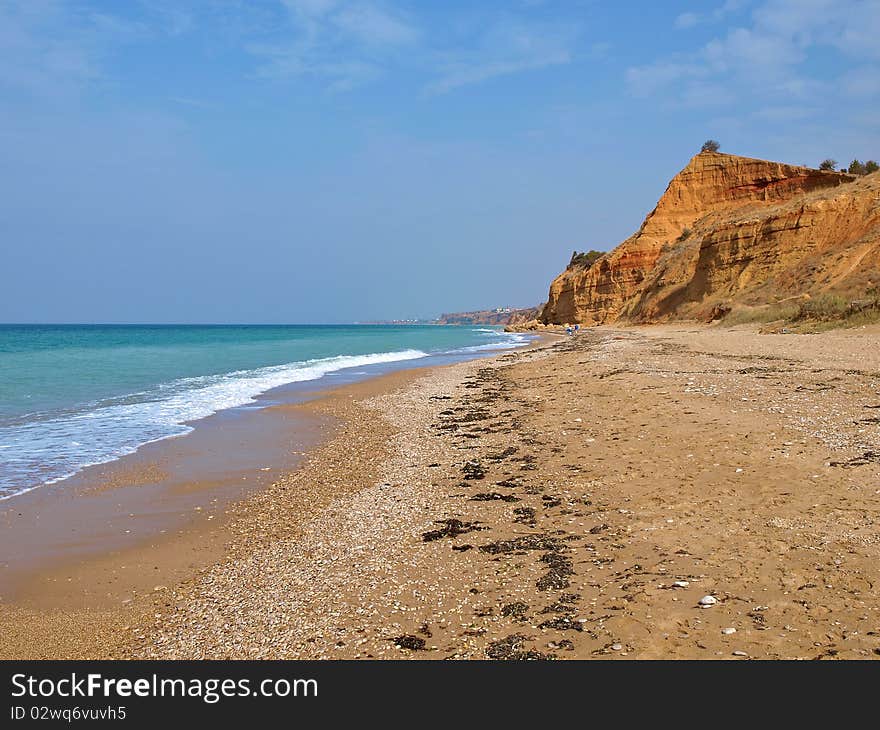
[0,324,531,499]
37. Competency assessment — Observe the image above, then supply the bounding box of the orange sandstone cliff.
[539,152,878,325]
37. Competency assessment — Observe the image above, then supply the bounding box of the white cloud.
[749,0,880,58]
[283,0,339,17]
[139,1,195,37]
[589,41,612,58]
[703,26,806,76]
[625,62,705,96]
[253,4,578,95]
[426,54,569,95]
[168,96,216,109]
[425,19,577,95]
[680,81,734,107]
[280,1,419,49]
[0,0,103,97]
[249,1,418,89]
[249,41,381,91]
[0,0,197,99]
[332,4,418,46]
[629,0,880,110]
[672,0,749,30]
[674,12,700,29]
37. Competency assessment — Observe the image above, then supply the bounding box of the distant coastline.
[434,305,541,326]
[356,307,542,326]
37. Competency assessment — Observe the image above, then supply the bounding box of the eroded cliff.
[539,152,875,325]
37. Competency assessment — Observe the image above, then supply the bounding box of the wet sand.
[0,403,326,606]
[5,325,880,659]
[0,363,438,659]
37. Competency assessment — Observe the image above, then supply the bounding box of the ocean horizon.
[0,323,530,500]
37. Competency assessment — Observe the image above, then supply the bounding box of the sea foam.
[0,349,427,499]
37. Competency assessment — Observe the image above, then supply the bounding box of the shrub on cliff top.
[568,250,604,269]
[848,159,867,175]
[701,139,721,153]
[800,157,878,174]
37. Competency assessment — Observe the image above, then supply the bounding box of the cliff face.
[540,152,867,324]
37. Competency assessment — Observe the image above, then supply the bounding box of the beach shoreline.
[0,364,432,658]
[3,324,880,659]
[0,337,548,659]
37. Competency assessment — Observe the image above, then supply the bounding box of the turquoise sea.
[0,324,530,499]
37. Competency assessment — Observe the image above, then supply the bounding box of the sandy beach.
[3,325,880,660]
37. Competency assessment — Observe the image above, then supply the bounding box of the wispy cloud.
[139,0,195,37]
[0,1,588,98]
[751,0,880,59]
[246,2,580,95]
[628,0,880,112]
[247,0,418,89]
[674,12,700,29]
[673,0,748,30]
[0,0,104,98]
[424,19,577,95]
[168,95,216,109]
[280,0,418,45]
[249,45,383,91]
[0,0,185,100]
[329,3,418,46]
[626,61,706,97]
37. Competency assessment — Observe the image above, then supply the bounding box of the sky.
[1,0,878,323]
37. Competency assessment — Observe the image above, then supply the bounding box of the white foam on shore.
[0,349,428,500]
[454,329,531,353]
[0,328,536,500]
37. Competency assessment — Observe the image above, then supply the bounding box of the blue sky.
[1,0,878,323]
